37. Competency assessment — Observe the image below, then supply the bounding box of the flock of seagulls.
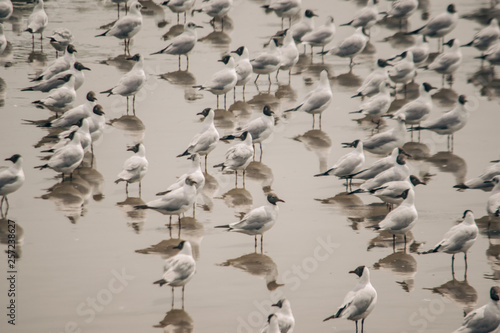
[1,0,500,332]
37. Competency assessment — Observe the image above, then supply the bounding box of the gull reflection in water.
[426,151,467,186]
[141,0,168,28]
[37,162,105,223]
[219,187,253,219]
[332,70,363,89]
[424,276,478,315]
[293,129,332,173]
[219,252,283,291]
[109,114,146,145]
[160,70,197,87]
[154,306,194,332]
[162,24,185,41]
[367,230,422,252]
[373,250,417,292]
[200,172,219,212]
[245,161,274,193]
[0,217,24,259]
[0,77,5,107]
[315,193,388,230]
[116,196,146,233]
[136,218,204,260]
[198,27,232,49]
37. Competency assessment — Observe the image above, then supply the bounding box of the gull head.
[5,154,21,164]
[349,265,366,277]
[267,192,285,205]
[127,143,141,153]
[263,105,274,116]
[86,91,97,102]
[93,104,105,116]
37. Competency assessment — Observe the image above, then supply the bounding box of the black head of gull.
[231,46,245,56]
[410,175,426,186]
[197,107,212,117]
[87,91,97,102]
[349,265,365,277]
[267,193,285,205]
[443,38,455,47]
[263,105,274,116]
[5,154,21,164]
[173,240,186,250]
[58,73,73,82]
[93,104,105,115]
[74,62,91,72]
[458,95,467,105]
[126,53,142,62]
[423,82,437,92]
[66,44,77,54]
[447,4,457,14]
[304,9,318,18]
[127,143,141,153]
[218,55,232,65]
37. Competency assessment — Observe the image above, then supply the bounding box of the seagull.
[193,55,237,108]
[250,39,281,84]
[47,28,73,57]
[100,53,146,114]
[0,155,25,212]
[352,59,392,99]
[368,175,426,206]
[413,95,469,149]
[387,35,429,66]
[362,113,407,155]
[214,131,254,183]
[406,4,458,46]
[220,105,275,153]
[375,188,418,247]
[0,0,13,21]
[357,153,410,192]
[134,176,198,224]
[423,38,462,82]
[452,286,500,333]
[22,62,91,92]
[153,240,196,301]
[32,74,77,113]
[268,299,295,333]
[301,16,335,55]
[381,0,418,26]
[475,42,500,65]
[323,27,368,67]
[390,82,436,126]
[231,46,253,94]
[388,51,416,93]
[284,69,332,128]
[454,161,500,191]
[31,44,77,82]
[422,210,478,274]
[35,131,84,180]
[156,153,205,196]
[262,0,301,29]
[324,266,377,333]
[277,30,299,80]
[162,0,196,23]
[44,118,92,155]
[345,147,409,181]
[291,9,317,46]
[177,108,220,167]
[215,192,285,249]
[462,18,500,53]
[115,143,148,195]
[262,314,281,333]
[314,139,365,189]
[350,82,391,117]
[96,1,143,55]
[26,0,48,45]
[191,0,232,30]
[41,92,98,128]
[486,176,500,217]
[151,22,202,70]
[340,0,378,36]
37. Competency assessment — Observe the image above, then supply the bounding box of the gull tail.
[215,224,230,229]
[453,184,469,190]
[23,119,52,127]
[134,205,149,210]
[213,163,225,170]
[114,179,124,184]
[349,110,362,114]
[351,92,363,98]
[41,148,55,153]
[340,168,368,179]
[369,185,388,194]
[475,54,487,60]
[100,88,113,96]
[153,279,167,287]
[34,164,49,170]
[340,20,353,27]
[30,75,44,82]
[220,134,236,141]
[21,87,35,91]
[419,244,440,255]
[324,305,346,321]
[405,26,424,35]
[461,41,473,47]
[95,29,110,38]
[151,43,172,55]
[192,85,205,90]
[156,190,171,196]
[284,103,303,112]
[177,149,191,158]
[314,168,333,177]
[348,188,364,195]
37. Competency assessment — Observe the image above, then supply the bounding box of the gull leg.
[355,321,358,333]
[361,318,365,333]
[392,234,396,252]
[452,254,455,276]
[261,234,263,253]
[182,286,185,309]
[254,74,260,84]
[171,287,174,308]
[464,253,468,279]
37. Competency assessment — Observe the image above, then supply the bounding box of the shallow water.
[1,0,500,332]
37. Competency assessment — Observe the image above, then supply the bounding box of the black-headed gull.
[406,4,458,45]
[177,108,220,167]
[262,0,301,29]
[324,266,377,333]
[26,0,48,46]
[31,44,77,82]
[462,18,500,52]
[231,46,253,94]
[291,9,317,46]
[324,27,368,67]
[301,16,335,55]
[261,298,295,333]
[423,210,478,274]
[151,22,202,70]
[115,143,148,195]
[340,0,378,36]
[251,39,281,84]
[162,0,196,24]
[214,131,254,184]
[153,240,196,302]
[96,1,143,55]
[452,286,500,333]
[390,82,436,126]
[32,74,76,113]
[22,62,90,92]
[48,28,73,57]
[215,192,285,249]
[352,59,391,98]
[0,155,25,212]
